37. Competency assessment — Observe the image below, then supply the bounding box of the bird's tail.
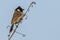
[9,24,14,33]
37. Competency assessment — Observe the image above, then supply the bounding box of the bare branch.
[25,1,36,15]
[8,25,18,40]
[16,32,26,37]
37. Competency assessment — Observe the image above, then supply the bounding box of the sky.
[0,0,60,40]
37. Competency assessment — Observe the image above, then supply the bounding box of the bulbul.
[9,6,25,33]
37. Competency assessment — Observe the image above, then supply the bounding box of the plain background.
[0,0,60,40]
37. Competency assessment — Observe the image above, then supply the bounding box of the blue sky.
[0,0,60,40]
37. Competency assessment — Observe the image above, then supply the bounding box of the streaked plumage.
[9,6,25,33]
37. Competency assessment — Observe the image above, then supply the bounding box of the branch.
[8,25,18,40]
[25,1,36,15]
[16,31,26,37]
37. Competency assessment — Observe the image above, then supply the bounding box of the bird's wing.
[11,11,21,24]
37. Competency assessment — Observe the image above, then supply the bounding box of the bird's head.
[15,6,24,12]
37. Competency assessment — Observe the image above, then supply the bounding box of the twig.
[8,25,18,40]
[8,1,36,40]
[16,32,26,37]
[25,1,36,15]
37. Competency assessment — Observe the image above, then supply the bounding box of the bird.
[9,6,25,33]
